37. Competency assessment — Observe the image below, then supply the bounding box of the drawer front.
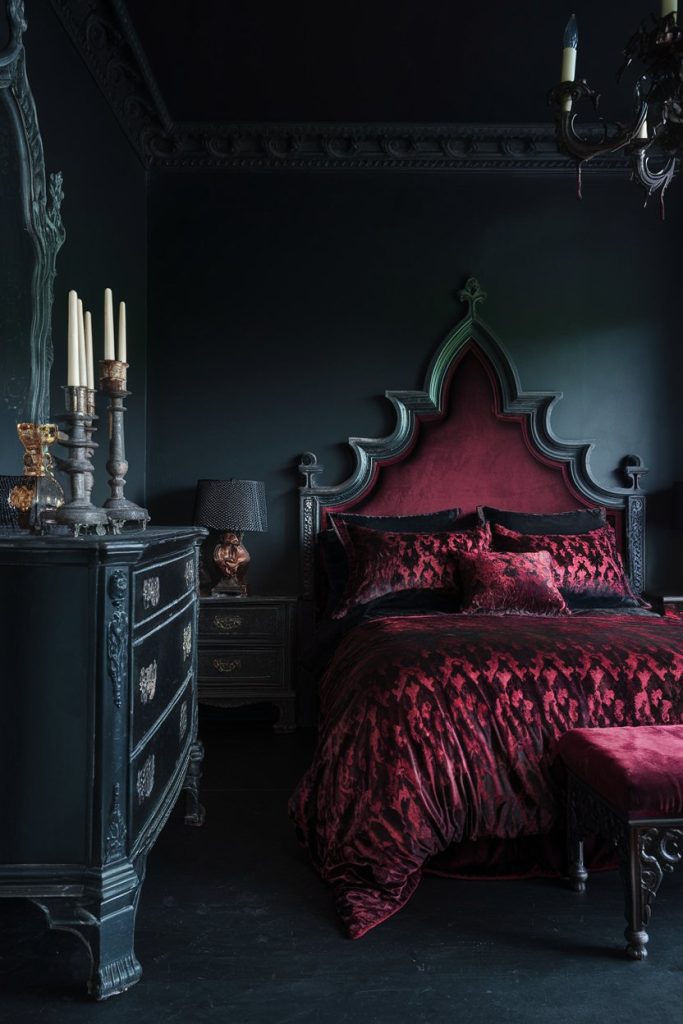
[199,602,285,644]
[132,597,196,746]
[133,550,197,626]
[130,684,194,843]
[198,646,284,689]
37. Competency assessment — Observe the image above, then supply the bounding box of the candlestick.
[118,301,127,363]
[561,14,578,113]
[99,360,149,530]
[67,290,79,386]
[77,298,87,389]
[104,288,115,360]
[55,386,108,534]
[85,311,95,390]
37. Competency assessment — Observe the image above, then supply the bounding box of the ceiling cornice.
[48,0,631,175]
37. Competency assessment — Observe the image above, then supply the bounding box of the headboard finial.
[458,277,487,318]
[621,453,648,492]
[299,451,325,490]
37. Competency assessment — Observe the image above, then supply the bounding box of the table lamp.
[193,478,267,596]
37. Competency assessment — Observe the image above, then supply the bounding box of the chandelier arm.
[633,147,677,196]
[553,99,648,164]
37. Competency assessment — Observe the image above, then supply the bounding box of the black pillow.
[477,505,606,535]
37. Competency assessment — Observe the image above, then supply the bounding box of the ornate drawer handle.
[184,559,196,589]
[136,754,155,804]
[142,576,160,609]
[139,659,157,703]
[179,700,188,742]
[212,657,242,674]
[183,622,193,660]
[213,613,242,632]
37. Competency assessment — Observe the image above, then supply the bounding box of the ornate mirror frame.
[1,0,64,426]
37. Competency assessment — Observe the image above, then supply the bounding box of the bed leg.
[567,775,588,893]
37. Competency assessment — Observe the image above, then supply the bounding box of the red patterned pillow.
[331,522,491,619]
[492,523,638,608]
[457,550,568,615]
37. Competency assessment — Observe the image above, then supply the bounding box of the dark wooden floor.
[2,719,682,1023]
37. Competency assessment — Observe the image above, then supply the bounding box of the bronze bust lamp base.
[212,531,250,596]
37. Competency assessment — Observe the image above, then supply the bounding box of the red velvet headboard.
[298,279,646,604]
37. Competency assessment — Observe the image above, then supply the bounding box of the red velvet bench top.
[556,725,683,820]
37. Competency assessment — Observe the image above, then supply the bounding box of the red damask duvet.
[289,612,683,937]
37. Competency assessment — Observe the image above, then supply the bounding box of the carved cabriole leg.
[31,859,146,1000]
[620,826,683,961]
[566,775,588,893]
[183,738,206,826]
[620,826,649,960]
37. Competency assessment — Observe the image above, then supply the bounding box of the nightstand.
[646,592,683,618]
[197,595,297,731]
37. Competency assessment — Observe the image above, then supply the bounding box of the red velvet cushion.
[556,726,683,818]
[457,549,568,615]
[492,523,638,608]
[332,522,491,619]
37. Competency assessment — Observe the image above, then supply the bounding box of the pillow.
[457,550,568,615]
[492,522,638,608]
[319,507,461,616]
[478,505,607,535]
[331,521,491,619]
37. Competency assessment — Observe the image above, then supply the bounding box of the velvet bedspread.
[289,612,683,938]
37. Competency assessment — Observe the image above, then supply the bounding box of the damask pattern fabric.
[289,613,683,937]
[492,523,638,608]
[331,522,491,619]
[457,550,568,615]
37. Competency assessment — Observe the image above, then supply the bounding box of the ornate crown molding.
[49,0,632,174]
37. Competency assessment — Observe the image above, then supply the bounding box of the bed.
[289,278,683,938]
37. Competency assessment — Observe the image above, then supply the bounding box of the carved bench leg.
[620,825,683,961]
[620,826,649,960]
[32,860,145,999]
[566,775,588,893]
[183,738,206,826]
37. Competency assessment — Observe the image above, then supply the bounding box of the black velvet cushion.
[318,507,461,617]
[477,505,606,535]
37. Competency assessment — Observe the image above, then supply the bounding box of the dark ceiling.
[124,1,652,124]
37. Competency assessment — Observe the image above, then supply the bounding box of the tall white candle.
[67,290,80,386]
[85,311,95,390]
[118,301,127,363]
[104,287,115,360]
[77,298,87,388]
[662,0,678,20]
[636,118,648,140]
[561,14,578,113]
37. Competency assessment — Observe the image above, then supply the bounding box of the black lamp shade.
[193,479,267,532]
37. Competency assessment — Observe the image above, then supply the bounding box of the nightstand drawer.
[199,602,285,643]
[198,647,284,688]
[133,552,197,626]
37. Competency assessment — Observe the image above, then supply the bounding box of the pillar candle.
[67,290,80,386]
[85,311,95,390]
[561,14,578,113]
[104,288,115,360]
[118,301,127,363]
[77,298,87,388]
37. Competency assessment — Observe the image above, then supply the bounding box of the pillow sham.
[319,507,462,616]
[457,549,569,615]
[331,521,491,619]
[478,505,607,535]
[492,522,638,608]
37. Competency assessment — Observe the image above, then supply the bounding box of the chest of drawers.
[0,526,205,999]
[198,595,296,730]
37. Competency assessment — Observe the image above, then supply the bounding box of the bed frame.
[298,278,647,648]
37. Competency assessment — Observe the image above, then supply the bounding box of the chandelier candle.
[662,1,678,20]
[561,14,578,112]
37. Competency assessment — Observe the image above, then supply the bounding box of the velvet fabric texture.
[492,523,638,608]
[457,550,568,615]
[478,505,606,535]
[290,613,683,938]
[556,725,683,818]
[331,521,491,619]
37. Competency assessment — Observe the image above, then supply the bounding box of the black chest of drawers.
[0,526,205,999]
[198,595,296,730]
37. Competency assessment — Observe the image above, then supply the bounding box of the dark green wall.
[146,169,683,593]
[0,0,147,506]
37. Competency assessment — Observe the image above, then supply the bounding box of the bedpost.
[622,455,648,596]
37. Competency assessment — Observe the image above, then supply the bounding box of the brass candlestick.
[55,386,109,534]
[8,422,65,531]
[99,360,149,531]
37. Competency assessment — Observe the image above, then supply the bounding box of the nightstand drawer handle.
[142,576,160,609]
[213,657,242,674]
[213,614,242,632]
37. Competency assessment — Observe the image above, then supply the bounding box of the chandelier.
[549,3,682,216]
